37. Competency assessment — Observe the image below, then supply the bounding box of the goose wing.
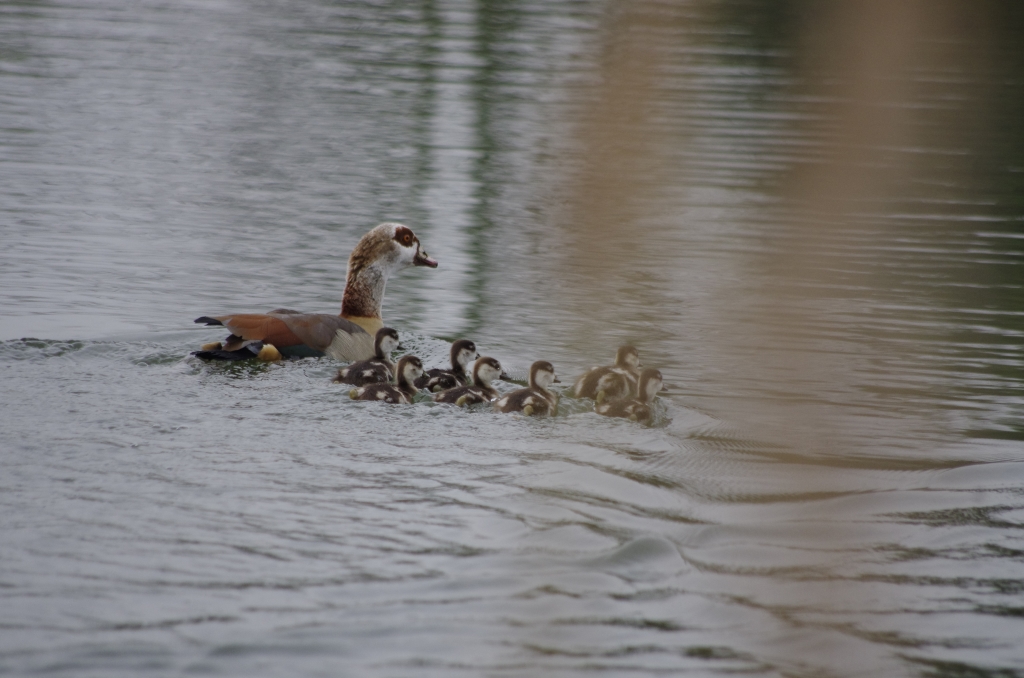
[318,318,375,361]
[197,312,373,359]
[197,313,305,348]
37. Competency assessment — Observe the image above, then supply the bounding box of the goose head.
[395,355,425,388]
[614,345,641,372]
[450,339,479,374]
[348,222,438,274]
[528,360,558,391]
[471,357,504,387]
[374,327,400,359]
[342,223,438,322]
[637,368,663,404]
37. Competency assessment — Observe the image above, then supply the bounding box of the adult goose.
[193,223,437,361]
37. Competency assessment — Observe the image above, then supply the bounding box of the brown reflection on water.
[554,0,1013,457]
[558,2,679,273]
[739,0,946,457]
[760,1,1007,456]
[550,1,1016,672]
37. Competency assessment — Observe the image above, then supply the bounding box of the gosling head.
[396,355,425,387]
[450,339,479,374]
[471,356,504,386]
[374,327,400,358]
[637,368,663,404]
[615,345,641,372]
[528,360,558,390]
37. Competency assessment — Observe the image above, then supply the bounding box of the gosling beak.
[500,371,514,381]
[553,376,561,383]
[397,344,407,351]
[414,247,438,268]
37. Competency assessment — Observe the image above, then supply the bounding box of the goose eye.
[402,233,412,245]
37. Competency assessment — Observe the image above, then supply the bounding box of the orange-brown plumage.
[211,314,305,348]
[193,223,437,361]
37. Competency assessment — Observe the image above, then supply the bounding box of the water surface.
[2,1,1024,676]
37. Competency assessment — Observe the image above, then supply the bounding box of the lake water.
[2,1,1023,676]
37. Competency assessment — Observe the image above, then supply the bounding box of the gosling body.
[573,346,642,400]
[350,355,424,404]
[415,339,479,392]
[333,327,400,386]
[495,361,559,416]
[596,368,663,423]
[434,357,503,407]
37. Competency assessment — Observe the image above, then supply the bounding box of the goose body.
[495,361,559,416]
[333,327,400,386]
[415,339,479,392]
[596,368,663,423]
[572,346,641,400]
[434,357,503,407]
[194,223,437,361]
[350,355,424,404]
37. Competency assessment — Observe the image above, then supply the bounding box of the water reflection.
[550,0,1024,673]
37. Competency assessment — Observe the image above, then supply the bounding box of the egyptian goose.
[332,327,400,386]
[193,223,436,361]
[495,360,559,416]
[433,357,503,407]
[415,339,479,392]
[349,355,424,404]
[572,346,641,401]
[596,368,663,423]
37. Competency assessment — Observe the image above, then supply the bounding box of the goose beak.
[414,248,438,268]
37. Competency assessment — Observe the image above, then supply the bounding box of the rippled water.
[2,1,1024,676]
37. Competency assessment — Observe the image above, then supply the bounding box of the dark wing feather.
[353,384,409,404]
[572,367,613,398]
[434,385,488,405]
[415,368,464,392]
[495,388,553,415]
[192,341,263,361]
[596,399,652,422]
[334,359,393,386]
